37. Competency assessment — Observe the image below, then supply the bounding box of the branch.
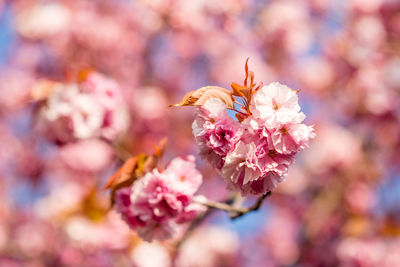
[193,191,271,220]
[230,191,271,219]
[193,197,247,213]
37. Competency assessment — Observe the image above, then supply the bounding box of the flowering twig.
[193,191,271,220]
[194,197,248,213]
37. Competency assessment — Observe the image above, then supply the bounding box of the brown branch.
[230,191,271,219]
[193,191,271,220]
[193,197,248,213]
[228,192,246,218]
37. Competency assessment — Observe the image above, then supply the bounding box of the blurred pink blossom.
[15,3,71,39]
[337,238,400,267]
[59,139,114,173]
[115,156,204,241]
[131,242,171,267]
[345,182,377,214]
[263,208,300,266]
[175,226,240,267]
[304,124,362,173]
[36,73,129,143]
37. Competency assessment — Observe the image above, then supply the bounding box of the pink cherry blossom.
[130,170,191,222]
[269,115,316,154]
[82,72,130,140]
[192,98,242,169]
[37,83,105,143]
[190,81,314,195]
[115,156,204,241]
[250,82,301,127]
[59,139,114,173]
[175,226,240,267]
[222,140,292,195]
[163,156,203,195]
[131,242,171,267]
[337,238,400,267]
[36,74,129,144]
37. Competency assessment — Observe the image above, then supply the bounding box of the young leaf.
[170,86,234,108]
[103,157,138,190]
[231,82,250,98]
[153,137,168,158]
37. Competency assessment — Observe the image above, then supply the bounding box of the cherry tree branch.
[193,191,271,220]
[230,191,271,219]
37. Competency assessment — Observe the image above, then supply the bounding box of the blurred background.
[0,0,400,266]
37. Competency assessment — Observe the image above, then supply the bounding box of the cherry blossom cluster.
[36,72,129,144]
[192,82,315,195]
[114,156,205,241]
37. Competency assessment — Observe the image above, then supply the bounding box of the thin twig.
[193,191,272,220]
[230,191,271,219]
[227,108,248,116]
[193,197,248,213]
[228,192,246,218]
[233,100,246,108]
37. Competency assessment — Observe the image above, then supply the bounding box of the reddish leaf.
[103,157,138,190]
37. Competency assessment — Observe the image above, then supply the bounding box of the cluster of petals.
[37,72,129,144]
[114,156,205,241]
[192,82,315,195]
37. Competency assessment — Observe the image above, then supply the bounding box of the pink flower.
[337,238,400,267]
[131,242,172,267]
[221,140,292,195]
[114,187,144,228]
[59,139,114,173]
[36,74,129,144]
[303,124,361,173]
[82,72,130,140]
[37,84,105,143]
[191,82,314,196]
[131,171,191,222]
[193,98,242,169]
[175,226,240,267]
[82,72,123,111]
[262,207,300,265]
[115,156,204,241]
[250,82,300,127]
[163,156,203,195]
[269,114,316,154]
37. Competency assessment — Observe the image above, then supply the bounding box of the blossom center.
[280,127,288,135]
[272,99,281,110]
[268,150,276,158]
